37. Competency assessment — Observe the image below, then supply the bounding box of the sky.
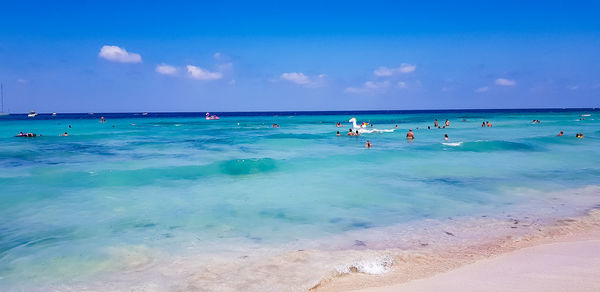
[1,0,599,113]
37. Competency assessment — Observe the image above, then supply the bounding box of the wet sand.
[367,238,600,292]
[314,209,600,292]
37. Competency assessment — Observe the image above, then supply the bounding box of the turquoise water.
[0,110,599,288]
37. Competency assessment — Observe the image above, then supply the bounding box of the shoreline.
[6,187,600,291]
[313,208,600,291]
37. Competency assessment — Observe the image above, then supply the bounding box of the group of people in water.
[338,116,588,148]
[15,132,38,137]
[557,130,584,138]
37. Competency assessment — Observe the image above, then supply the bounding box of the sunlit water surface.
[0,110,599,289]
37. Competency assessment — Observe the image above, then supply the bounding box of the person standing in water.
[445,119,450,127]
[406,129,415,139]
[444,134,448,141]
[482,121,486,127]
[558,131,564,136]
[347,129,354,136]
[365,140,372,148]
[434,119,439,128]
[336,131,340,136]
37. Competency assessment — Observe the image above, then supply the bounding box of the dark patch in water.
[220,158,276,175]
[347,221,373,229]
[329,217,343,223]
[245,235,262,242]
[134,223,157,228]
[354,240,367,247]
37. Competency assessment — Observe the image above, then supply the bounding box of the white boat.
[28,110,37,117]
[52,113,57,116]
[0,84,8,116]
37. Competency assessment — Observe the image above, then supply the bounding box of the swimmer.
[445,119,450,127]
[365,140,372,148]
[444,134,448,141]
[486,121,492,127]
[482,122,485,127]
[427,126,430,129]
[355,130,360,136]
[395,125,398,129]
[64,132,68,136]
[336,131,340,136]
[336,122,343,127]
[406,129,415,139]
[434,119,439,127]
[576,133,584,138]
[100,116,106,123]
[558,131,564,136]
[68,125,72,128]
[347,129,354,136]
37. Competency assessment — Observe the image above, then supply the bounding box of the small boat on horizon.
[206,112,220,120]
[27,110,37,117]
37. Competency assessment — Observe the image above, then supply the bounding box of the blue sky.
[1,1,599,112]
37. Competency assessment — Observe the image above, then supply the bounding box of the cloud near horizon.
[345,80,391,94]
[155,64,177,75]
[98,45,142,63]
[186,65,223,80]
[374,64,416,76]
[495,78,517,86]
[280,72,326,87]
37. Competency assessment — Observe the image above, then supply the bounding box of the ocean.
[0,109,599,290]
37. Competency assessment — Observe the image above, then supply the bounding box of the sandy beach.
[315,209,600,292]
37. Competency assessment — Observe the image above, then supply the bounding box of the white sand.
[360,239,600,292]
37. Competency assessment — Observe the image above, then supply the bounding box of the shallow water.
[0,110,599,289]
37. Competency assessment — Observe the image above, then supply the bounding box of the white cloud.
[475,86,489,93]
[186,65,223,80]
[17,78,27,84]
[155,64,177,75]
[374,64,416,76]
[98,45,141,63]
[345,81,391,94]
[280,72,325,87]
[281,72,310,85]
[397,81,407,88]
[495,78,516,86]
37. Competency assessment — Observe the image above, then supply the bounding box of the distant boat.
[0,84,8,116]
[142,112,148,116]
[52,113,57,116]
[28,110,37,117]
[206,112,220,120]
